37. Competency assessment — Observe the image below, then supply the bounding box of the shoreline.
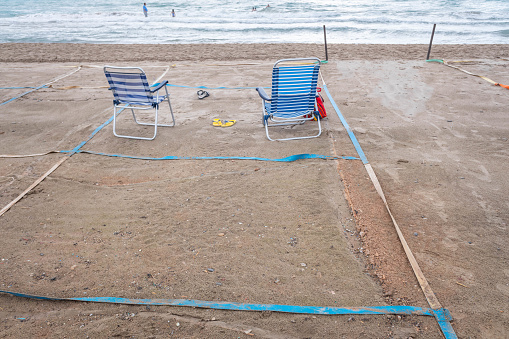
[1,43,508,63]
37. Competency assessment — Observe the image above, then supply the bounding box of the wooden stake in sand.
[323,25,329,62]
[426,24,437,60]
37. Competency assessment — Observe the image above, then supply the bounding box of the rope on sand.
[0,86,44,89]
[427,59,509,90]
[62,63,263,69]
[0,151,59,158]
[152,65,170,84]
[0,66,82,107]
[48,66,171,90]
[320,73,457,339]
[46,67,269,91]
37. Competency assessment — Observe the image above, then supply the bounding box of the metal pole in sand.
[323,25,328,62]
[426,24,436,60]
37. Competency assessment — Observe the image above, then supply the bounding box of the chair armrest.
[256,87,272,101]
[150,80,169,93]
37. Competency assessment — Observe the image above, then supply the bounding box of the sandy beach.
[0,43,508,338]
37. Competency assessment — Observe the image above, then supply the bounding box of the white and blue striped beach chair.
[256,58,321,141]
[104,66,175,140]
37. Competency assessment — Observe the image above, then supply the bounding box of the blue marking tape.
[0,289,436,316]
[321,83,368,165]
[62,150,359,162]
[432,308,457,339]
[0,289,457,337]
[0,85,48,107]
[68,106,127,156]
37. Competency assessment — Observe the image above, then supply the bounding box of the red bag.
[315,88,327,119]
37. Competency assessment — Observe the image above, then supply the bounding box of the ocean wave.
[498,29,509,37]
[1,0,508,44]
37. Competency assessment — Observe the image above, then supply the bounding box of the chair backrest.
[270,58,321,118]
[104,66,154,105]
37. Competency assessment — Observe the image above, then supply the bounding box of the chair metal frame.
[256,57,322,141]
[104,66,175,140]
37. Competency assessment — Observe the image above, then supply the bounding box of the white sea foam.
[1,0,508,44]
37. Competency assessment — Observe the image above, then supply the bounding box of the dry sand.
[0,43,508,338]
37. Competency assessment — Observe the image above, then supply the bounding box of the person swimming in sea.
[143,3,148,17]
[171,9,175,17]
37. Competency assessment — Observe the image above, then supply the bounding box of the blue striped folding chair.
[256,58,321,141]
[104,66,175,140]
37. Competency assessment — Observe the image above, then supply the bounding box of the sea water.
[1,0,508,44]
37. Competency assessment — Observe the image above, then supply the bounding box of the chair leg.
[163,93,175,127]
[265,114,321,141]
[113,104,158,140]
[152,106,158,140]
[112,88,175,140]
[261,100,266,126]
[264,118,274,141]
[165,86,176,127]
[113,105,119,138]
[131,98,174,128]
[139,88,175,127]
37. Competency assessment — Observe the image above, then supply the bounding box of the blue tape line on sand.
[0,288,458,339]
[69,116,114,155]
[68,106,128,156]
[0,290,436,316]
[63,150,360,162]
[0,85,48,107]
[432,308,457,339]
[321,83,368,165]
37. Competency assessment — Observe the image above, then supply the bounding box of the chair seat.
[264,101,313,119]
[116,94,168,106]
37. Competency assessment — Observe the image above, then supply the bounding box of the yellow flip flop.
[212,119,236,127]
[222,120,236,127]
